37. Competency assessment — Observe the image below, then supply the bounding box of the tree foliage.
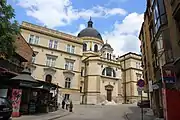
[0,0,20,58]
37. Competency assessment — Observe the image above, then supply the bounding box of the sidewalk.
[12,109,71,120]
[125,108,164,120]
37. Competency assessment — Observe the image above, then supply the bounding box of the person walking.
[66,99,70,110]
[69,100,73,112]
[62,99,65,109]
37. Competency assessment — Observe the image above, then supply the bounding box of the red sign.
[11,89,22,117]
[137,79,145,87]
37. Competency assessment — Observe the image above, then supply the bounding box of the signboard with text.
[162,66,176,83]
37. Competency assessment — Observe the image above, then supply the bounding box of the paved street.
[12,104,157,120]
[57,104,141,120]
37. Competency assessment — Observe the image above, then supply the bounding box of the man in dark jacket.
[62,100,65,109]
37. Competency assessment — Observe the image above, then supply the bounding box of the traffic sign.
[137,79,145,87]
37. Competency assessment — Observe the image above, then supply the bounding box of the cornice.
[33,63,81,73]
[21,21,83,45]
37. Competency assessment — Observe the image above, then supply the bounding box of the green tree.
[0,0,20,58]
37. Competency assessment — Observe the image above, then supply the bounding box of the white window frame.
[66,44,75,53]
[28,34,40,44]
[71,46,75,54]
[54,40,58,49]
[49,40,53,48]
[49,40,58,49]
[46,56,56,67]
[66,44,71,53]
[156,34,164,54]
[65,61,74,70]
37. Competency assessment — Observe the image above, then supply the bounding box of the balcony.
[0,59,23,74]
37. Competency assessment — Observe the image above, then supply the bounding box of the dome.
[102,43,112,48]
[101,40,114,51]
[77,18,102,40]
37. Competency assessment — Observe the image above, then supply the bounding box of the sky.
[8,0,146,56]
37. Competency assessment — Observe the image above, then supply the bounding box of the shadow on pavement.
[126,106,155,120]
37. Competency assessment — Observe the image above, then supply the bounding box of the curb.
[48,112,72,120]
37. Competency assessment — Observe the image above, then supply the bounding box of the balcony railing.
[0,59,23,74]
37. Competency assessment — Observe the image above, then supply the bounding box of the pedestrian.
[66,99,70,110]
[69,101,73,112]
[62,99,65,109]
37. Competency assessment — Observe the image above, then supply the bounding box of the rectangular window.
[66,45,75,53]
[46,56,56,67]
[71,46,75,54]
[156,34,164,53]
[54,40,58,49]
[65,61,74,70]
[29,35,34,44]
[153,0,167,34]
[66,44,71,53]
[49,40,53,48]
[34,36,39,44]
[29,34,39,44]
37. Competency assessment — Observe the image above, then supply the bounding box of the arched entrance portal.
[105,84,113,101]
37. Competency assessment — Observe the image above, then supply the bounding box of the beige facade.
[20,20,146,105]
[118,53,147,103]
[20,22,83,104]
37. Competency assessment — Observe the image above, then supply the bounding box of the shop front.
[1,68,60,117]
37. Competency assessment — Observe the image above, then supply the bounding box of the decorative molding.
[63,70,75,78]
[32,63,81,73]
[21,21,83,45]
[30,43,82,57]
[44,67,56,73]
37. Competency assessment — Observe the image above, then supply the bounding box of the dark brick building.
[0,34,34,82]
[139,0,180,119]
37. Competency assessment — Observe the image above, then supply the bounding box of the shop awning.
[35,80,61,91]
[10,68,41,87]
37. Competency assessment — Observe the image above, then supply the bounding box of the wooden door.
[107,90,112,101]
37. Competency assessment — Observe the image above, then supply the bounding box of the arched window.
[102,67,116,77]
[45,74,52,83]
[83,43,87,51]
[65,78,71,88]
[94,44,98,52]
[107,53,109,59]
[106,67,112,76]
[110,54,112,60]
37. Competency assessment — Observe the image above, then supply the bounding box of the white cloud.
[102,12,144,56]
[16,0,127,28]
[71,24,86,36]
